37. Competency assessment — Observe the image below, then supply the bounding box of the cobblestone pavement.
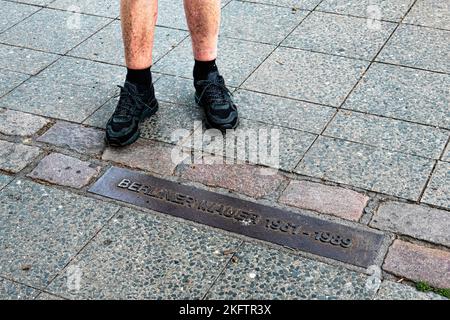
[0,0,449,300]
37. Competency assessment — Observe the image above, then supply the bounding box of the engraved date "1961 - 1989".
[265,218,353,249]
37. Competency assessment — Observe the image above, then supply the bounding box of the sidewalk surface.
[0,0,449,300]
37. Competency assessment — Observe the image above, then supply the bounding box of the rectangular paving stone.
[206,243,377,300]
[0,69,29,97]
[0,180,118,288]
[154,37,275,87]
[37,121,105,155]
[343,63,450,129]
[48,0,120,18]
[153,74,199,108]
[69,20,188,66]
[0,8,112,54]
[234,89,336,134]
[317,0,415,22]
[283,11,396,60]
[377,25,450,73]
[443,143,450,162]
[375,281,447,300]
[279,180,369,221]
[249,0,322,10]
[383,240,450,289]
[47,207,241,299]
[0,44,59,75]
[221,1,308,45]
[421,161,450,209]
[28,153,101,189]
[404,0,450,30]
[0,109,50,137]
[371,201,450,247]
[0,278,38,300]
[324,110,449,159]
[0,140,41,173]
[0,0,40,33]
[0,174,13,191]
[102,139,181,176]
[295,137,435,200]
[243,47,369,107]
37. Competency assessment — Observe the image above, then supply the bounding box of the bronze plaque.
[89,167,385,268]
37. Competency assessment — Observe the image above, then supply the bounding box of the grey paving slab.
[10,0,53,5]
[283,11,396,60]
[154,37,275,87]
[35,292,66,300]
[234,89,336,134]
[140,102,203,145]
[317,0,415,22]
[0,174,13,191]
[422,161,450,209]
[343,63,450,129]
[47,208,241,299]
[206,243,377,300]
[220,1,308,44]
[377,25,450,74]
[443,143,450,162]
[69,21,188,66]
[0,8,112,54]
[375,281,447,300]
[295,136,435,200]
[0,180,118,288]
[48,0,120,18]
[404,0,450,30]
[0,108,50,137]
[37,121,106,155]
[153,75,197,108]
[0,77,115,123]
[0,278,38,300]
[243,47,369,107]
[0,0,40,33]
[0,140,42,173]
[0,69,29,97]
[0,44,59,75]
[248,0,322,10]
[324,110,449,159]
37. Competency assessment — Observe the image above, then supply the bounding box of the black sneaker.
[105,82,158,147]
[194,71,239,131]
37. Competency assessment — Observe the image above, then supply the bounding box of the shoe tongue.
[205,70,221,82]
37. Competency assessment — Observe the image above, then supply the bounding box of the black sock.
[193,59,218,80]
[125,67,152,89]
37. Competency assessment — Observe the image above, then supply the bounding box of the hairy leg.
[121,0,158,69]
[183,0,221,61]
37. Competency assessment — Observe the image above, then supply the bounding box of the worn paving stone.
[443,143,450,162]
[0,109,50,137]
[279,180,368,221]
[404,0,450,30]
[343,63,450,129]
[0,44,59,75]
[317,0,415,22]
[421,161,450,209]
[0,69,29,97]
[0,180,118,288]
[206,243,377,300]
[0,0,40,33]
[102,139,182,176]
[0,140,41,173]
[249,0,322,10]
[35,292,65,300]
[1,77,115,123]
[234,89,336,134]
[243,47,369,107]
[69,21,188,66]
[383,240,450,289]
[0,174,13,191]
[0,8,112,54]
[371,201,450,247]
[221,1,308,44]
[28,153,101,189]
[375,281,447,300]
[154,37,275,87]
[153,75,198,108]
[324,110,449,159]
[295,137,434,200]
[156,0,189,30]
[37,121,105,155]
[377,25,450,73]
[283,11,396,60]
[48,0,120,18]
[178,159,286,199]
[47,208,241,299]
[0,278,38,300]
